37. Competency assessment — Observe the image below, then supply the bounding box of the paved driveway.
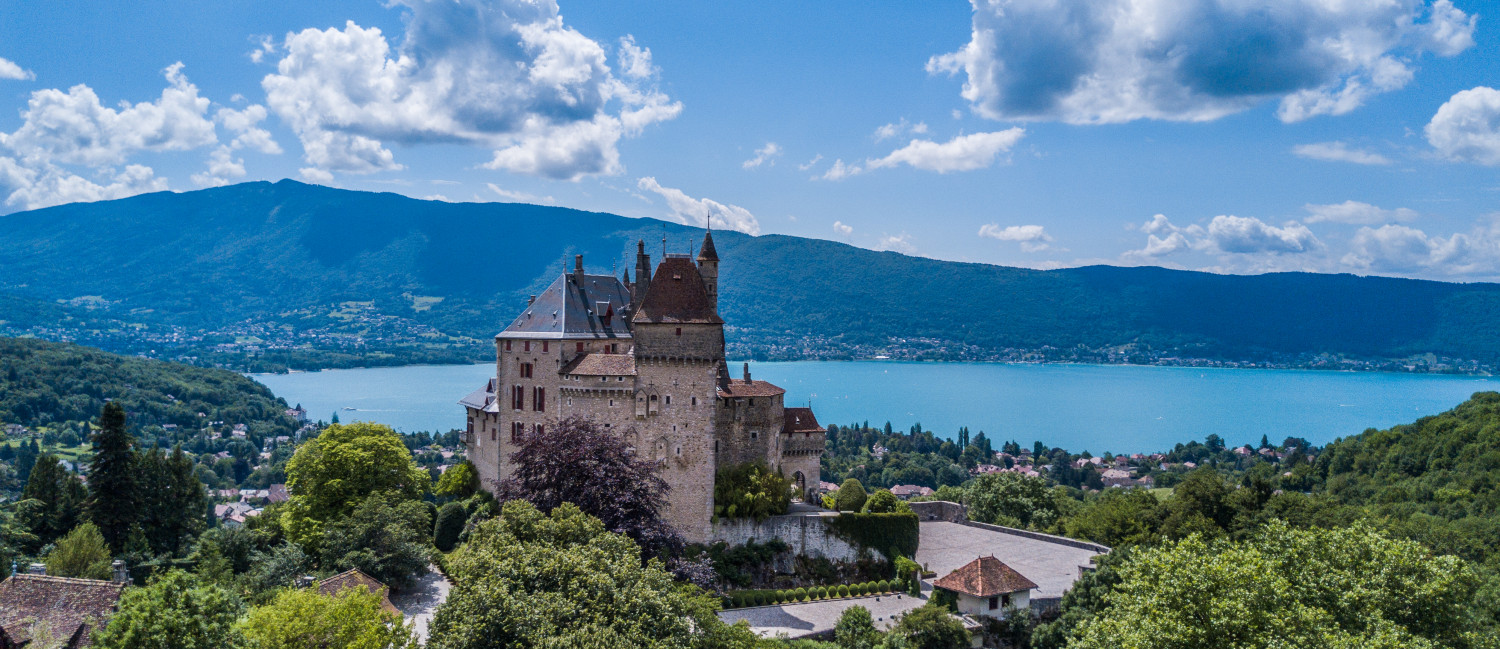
[392,566,451,642]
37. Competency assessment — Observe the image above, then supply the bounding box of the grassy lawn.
[2,439,93,463]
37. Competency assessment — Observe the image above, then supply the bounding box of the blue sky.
[1,0,1497,280]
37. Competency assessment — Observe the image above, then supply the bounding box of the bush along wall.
[827,512,920,561]
[720,579,908,609]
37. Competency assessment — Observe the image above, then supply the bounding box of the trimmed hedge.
[827,512,920,561]
[721,579,901,609]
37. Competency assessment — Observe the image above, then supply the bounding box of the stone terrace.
[718,591,928,639]
[915,521,1106,602]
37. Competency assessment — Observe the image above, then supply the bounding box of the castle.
[459,230,826,541]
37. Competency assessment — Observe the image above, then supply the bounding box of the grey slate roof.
[459,378,498,412]
[501,273,633,339]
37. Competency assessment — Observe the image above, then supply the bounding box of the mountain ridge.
[2,180,1499,371]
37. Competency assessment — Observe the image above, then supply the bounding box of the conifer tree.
[88,402,139,552]
[21,453,86,551]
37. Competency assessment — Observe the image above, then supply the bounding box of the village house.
[317,569,398,615]
[890,484,933,500]
[0,571,127,648]
[931,556,1038,620]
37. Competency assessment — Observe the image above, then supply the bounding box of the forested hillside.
[0,337,296,437]
[3,180,1500,370]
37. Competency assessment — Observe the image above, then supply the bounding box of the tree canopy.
[281,422,429,548]
[92,570,243,649]
[238,585,418,649]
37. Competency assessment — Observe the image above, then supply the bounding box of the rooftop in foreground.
[915,522,1104,601]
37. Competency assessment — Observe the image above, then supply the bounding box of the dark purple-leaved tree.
[497,417,681,559]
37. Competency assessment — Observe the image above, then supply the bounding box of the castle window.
[665,395,671,405]
[535,423,545,435]
[610,343,618,353]
[520,363,533,378]
[524,341,531,352]
[675,327,682,336]
[609,399,615,406]
[512,385,524,410]
[533,387,546,412]
[567,397,573,406]
[577,342,585,353]
[505,340,512,351]
[542,341,549,353]
[751,432,757,439]
[511,422,523,442]
[618,376,624,381]
[691,396,698,406]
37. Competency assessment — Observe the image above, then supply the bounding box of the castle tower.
[697,229,719,313]
[633,239,652,305]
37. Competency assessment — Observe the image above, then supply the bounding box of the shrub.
[829,512,920,561]
[862,489,912,514]
[795,587,808,601]
[838,585,850,597]
[835,479,867,512]
[433,502,467,552]
[895,556,921,579]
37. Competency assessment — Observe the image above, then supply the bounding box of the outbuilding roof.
[932,556,1038,598]
[0,574,126,647]
[317,569,399,615]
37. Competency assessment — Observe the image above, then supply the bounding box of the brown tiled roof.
[318,569,399,615]
[631,257,722,325]
[561,353,637,376]
[782,407,824,434]
[932,556,1038,598]
[0,574,125,647]
[267,483,289,504]
[717,380,786,398]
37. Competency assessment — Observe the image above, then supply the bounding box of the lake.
[250,361,1500,453]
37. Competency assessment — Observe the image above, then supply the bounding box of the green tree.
[239,586,418,649]
[433,501,466,552]
[427,500,759,649]
[884,605,969,649]
[88,402,139,552]
[44,522,112,579]
[138,445,208,556]
[92,570,243,649]
[963,471,1058,530]
[319,492,432,590]
[434,460,479,499]
[714,461,793,520]
[282,422,430,549]
[861,489,912,514]
[834,605,882,649]
[835,479,868,512]
[20,453,86,550]
[1062,489,1162,547]
[1069,522,1484,649]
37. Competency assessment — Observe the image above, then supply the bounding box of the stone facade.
[460,232,826,542]
[708,514,869,567]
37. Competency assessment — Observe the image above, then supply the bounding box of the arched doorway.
[792,471,807,503]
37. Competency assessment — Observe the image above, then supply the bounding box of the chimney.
[573,254,585,285]
[28,563,45,575]
[634,239,652,304]
[528,295,536,305]
[112,560,129,584]
[743,362,751,383]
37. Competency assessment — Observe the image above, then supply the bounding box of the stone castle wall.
[709,514,870,567]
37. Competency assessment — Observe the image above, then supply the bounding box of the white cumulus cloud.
[636,177,760,235]
[867,129,1025,173]
[0,57,34,81]
[929,0,1474,124]
[1426,86,1500,166]
[978,223,1053,252]
[0,63,235,211]
[742,142,782,169]
[1304,200,1417,225]
[1342,220,1500,276]
[833,220,853,236]
[877,232,915,254]
[261,0,682,181]
[1127,213,1320,258]
[873,118,928,141]
[1292,141,1391,165]
[818,159,862,181]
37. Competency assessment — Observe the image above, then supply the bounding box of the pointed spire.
[698,229,718,262]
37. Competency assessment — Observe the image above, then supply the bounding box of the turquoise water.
[250,361,1500,453]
